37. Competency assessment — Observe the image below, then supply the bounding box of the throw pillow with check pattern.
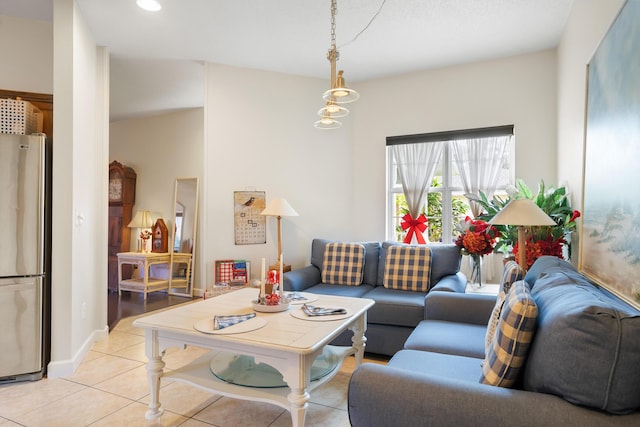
[321,243,365,286]
[383,245,431,292]
[481,280,538,387]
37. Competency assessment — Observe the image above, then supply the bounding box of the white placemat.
[289,306,352,322]
[285,292,319,305]
[193,316,267,334]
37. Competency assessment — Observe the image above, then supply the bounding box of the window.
[386,126,514,243]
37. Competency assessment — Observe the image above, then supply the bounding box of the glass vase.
[468,254,483,288]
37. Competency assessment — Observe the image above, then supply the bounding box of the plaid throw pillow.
[321,243,365,286]
[481,280,538,387]
[485,290,507,356]
[500,260,525,293]
[484,261,525,353]
[383,245,431,292]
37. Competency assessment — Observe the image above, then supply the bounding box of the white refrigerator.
[0,133,47,382]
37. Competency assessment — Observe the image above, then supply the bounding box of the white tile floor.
[0,302,387,427]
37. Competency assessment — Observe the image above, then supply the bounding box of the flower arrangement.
[139,230,152,241]
[513,209,581,269]
[454,216,500,256]
[469,179,581,263]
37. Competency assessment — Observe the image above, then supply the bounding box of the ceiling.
[2,0,574,121]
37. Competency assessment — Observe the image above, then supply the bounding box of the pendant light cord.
[338,0,387,49]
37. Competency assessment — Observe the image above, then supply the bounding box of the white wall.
[204,63,353,286]
[0,15,53,93]
[4,0,627,375]
[203,51,557,286]
[352,49,558,240]
[110,108,204,287]
[557,0,626,209]
[556,0,625,265]
[48,0,108,377]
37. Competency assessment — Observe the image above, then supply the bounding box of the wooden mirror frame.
[169,177,199,297]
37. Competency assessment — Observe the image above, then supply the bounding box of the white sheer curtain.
[451,136,511,217]
[392,141,444,243]
[452,135,511,281]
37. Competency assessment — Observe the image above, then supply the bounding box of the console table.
[117,252,192,299]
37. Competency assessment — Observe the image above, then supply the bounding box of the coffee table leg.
[349,312,368,366]
[287,387,310,427]
[144,330,165,421]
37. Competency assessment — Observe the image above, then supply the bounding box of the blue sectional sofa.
[283,238,465,356]
[348,256,640,426]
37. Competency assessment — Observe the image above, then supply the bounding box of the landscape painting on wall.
[580,0,640,307]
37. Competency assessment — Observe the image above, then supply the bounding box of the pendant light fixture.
[314,0,359,129]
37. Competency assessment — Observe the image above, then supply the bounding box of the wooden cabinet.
[108,161,136,291]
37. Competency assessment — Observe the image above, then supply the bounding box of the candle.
[279,252,284,297]
[261,258,266,282]
[260,280,265,300]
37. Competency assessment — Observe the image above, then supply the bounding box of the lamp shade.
[261,198,299,217]
[489,199,556,226]
[128,210,154,228]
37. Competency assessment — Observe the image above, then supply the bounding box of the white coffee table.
[133,288,374,426]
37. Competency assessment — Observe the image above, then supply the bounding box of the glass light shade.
[317,102,349,118]
[323,70,359,104]
[261,198,299,217]
[314,116,342,129]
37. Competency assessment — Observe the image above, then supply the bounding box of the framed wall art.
[580,0,640,307]
[233,191,266,245]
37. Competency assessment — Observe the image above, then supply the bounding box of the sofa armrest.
[424,291,496,325]
[348,364,640,427]
[283,265,321,292]
[430,272,467,293]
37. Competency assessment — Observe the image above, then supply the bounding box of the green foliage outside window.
[395,177,470,243]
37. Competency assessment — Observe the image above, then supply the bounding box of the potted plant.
[470,179,580,268]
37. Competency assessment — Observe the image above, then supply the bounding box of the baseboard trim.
[46,325,109,378]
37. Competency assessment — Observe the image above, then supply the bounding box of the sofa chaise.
[348,256,640,426]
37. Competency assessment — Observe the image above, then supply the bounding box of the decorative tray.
[251,299,291,313]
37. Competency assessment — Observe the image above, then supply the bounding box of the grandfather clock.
[108,161,137,291]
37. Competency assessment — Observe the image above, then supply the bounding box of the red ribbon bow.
[401,213,428,244]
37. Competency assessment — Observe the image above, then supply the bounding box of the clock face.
[109,178,123,201]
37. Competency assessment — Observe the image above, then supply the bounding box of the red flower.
[513,234,566,269]
[455,217,499,256]
[569,210,581,224]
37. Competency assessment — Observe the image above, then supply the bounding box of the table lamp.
[261,198,299,272]
[128,210,154,252]
[489,199,556,271]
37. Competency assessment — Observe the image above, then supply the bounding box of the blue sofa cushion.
[523,268,640,414]
[523,255,578,288]
[388,349,483,382]
[481,280,538,388]
[364,286,427,328]
[382,245,431,291]
[404,320,487,359]
[311,239,380,286]
[377,241,461,287]
[303,283,375,298]
[321,242,365,285]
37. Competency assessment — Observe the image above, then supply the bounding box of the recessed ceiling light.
[136,0,162,12]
